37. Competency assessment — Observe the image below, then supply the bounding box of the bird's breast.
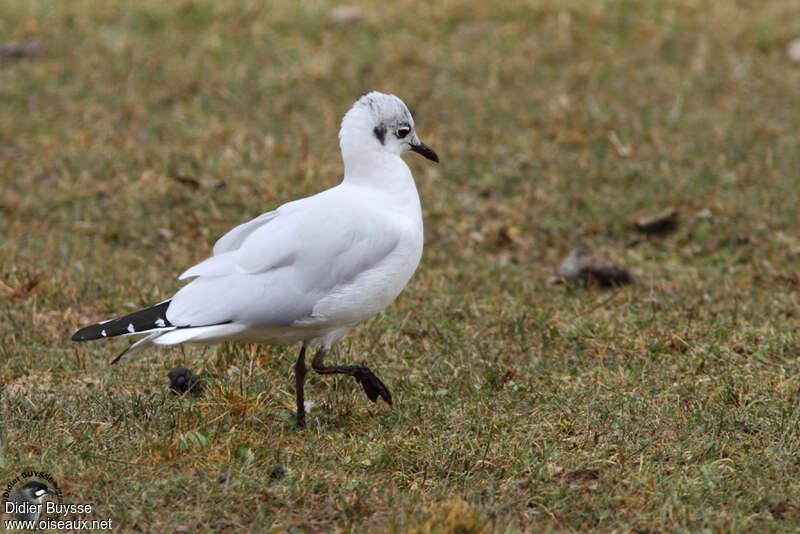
[305,215,422,327]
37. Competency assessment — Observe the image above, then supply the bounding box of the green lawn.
[2,1,800,532]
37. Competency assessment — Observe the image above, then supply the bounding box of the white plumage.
[72,91,439,427]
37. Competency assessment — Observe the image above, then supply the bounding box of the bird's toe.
[354,367,393,405]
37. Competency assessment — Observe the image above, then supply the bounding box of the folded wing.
[167,189,402,329]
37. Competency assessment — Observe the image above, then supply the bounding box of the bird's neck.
[340,151,422,222]
[342,150,418,197]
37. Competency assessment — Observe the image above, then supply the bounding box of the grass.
[1,0,800,531]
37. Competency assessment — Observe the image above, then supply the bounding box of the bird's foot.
[295,415,307,430]
[352,366,393,405]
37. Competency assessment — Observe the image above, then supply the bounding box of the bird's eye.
[397,127,410,139]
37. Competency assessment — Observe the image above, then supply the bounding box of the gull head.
[339,92,439,166]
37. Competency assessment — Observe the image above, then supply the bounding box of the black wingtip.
[71,301,172,343]
[71,322,111,342]
[72,328,93,342]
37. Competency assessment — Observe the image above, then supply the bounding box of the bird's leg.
[311,346,392,405]
[295,344,307,429]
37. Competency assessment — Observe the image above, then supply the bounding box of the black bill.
[410,141,439,163]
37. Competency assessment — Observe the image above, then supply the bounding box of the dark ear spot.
[373,124,386,145]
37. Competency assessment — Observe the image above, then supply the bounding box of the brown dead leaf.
[500,367,516,387]
[0,270,42,302]
[496,226,521,248]
[788,37,800,63]
[556,248,633,287]
[633,208,678,235]
[329,6,364,24]
[0,38,42,62]
[770,500,800,520]
[562,468,600,484]
[757,497,800,520]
